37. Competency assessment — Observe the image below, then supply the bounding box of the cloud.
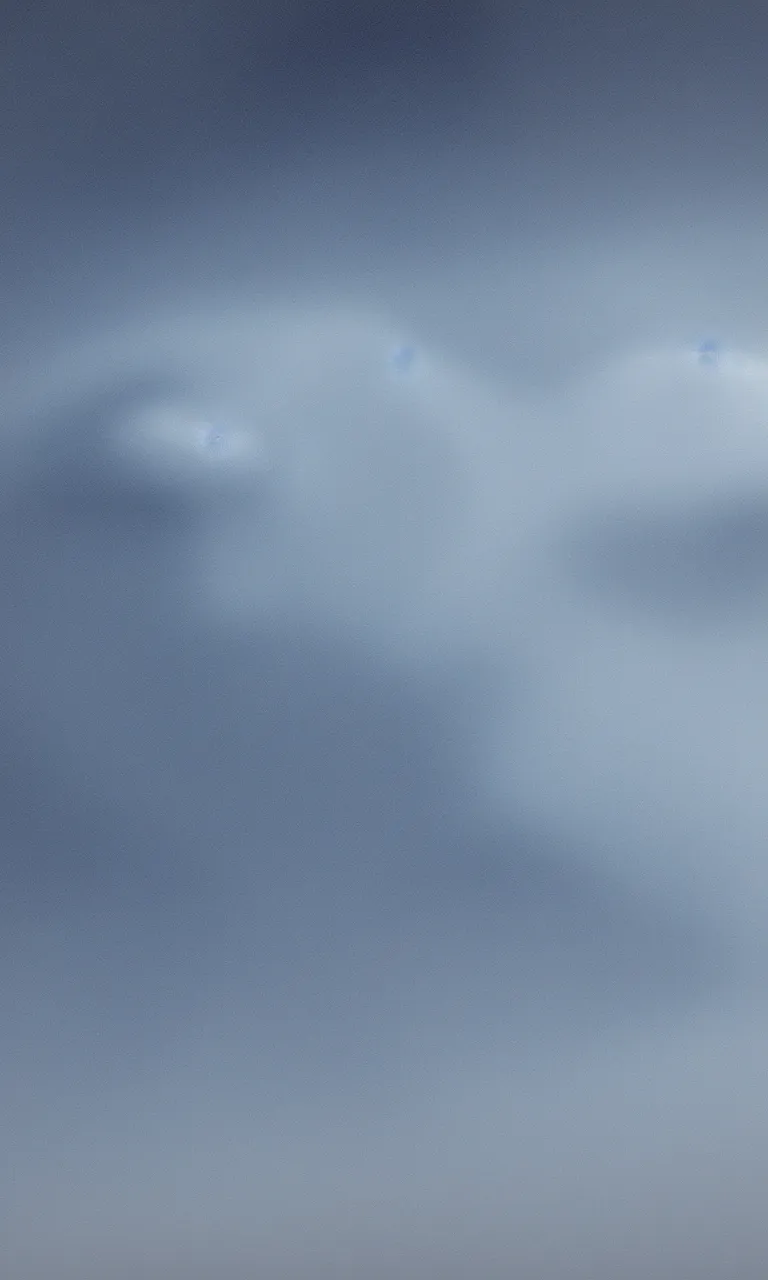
[4,185,768,1279]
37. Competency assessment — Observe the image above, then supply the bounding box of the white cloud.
[5,212,768,1280]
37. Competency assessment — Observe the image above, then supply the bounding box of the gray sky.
[3,4,768,1278]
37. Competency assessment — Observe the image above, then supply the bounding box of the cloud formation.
[4,254,768,1279]
[4,4,768,1272]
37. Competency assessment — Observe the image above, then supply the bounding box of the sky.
[3,3,768,1278]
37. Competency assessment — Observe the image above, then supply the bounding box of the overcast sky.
[4,4,768,1278]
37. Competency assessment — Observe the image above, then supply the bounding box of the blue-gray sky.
[3,4,768,1278]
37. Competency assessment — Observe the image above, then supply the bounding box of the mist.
[3,4,768,1278]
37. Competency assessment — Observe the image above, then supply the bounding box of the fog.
[3,4,768,1278]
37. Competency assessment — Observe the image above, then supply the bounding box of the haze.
[3,4,768,1278]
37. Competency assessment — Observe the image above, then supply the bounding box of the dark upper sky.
[1,1,767,219]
